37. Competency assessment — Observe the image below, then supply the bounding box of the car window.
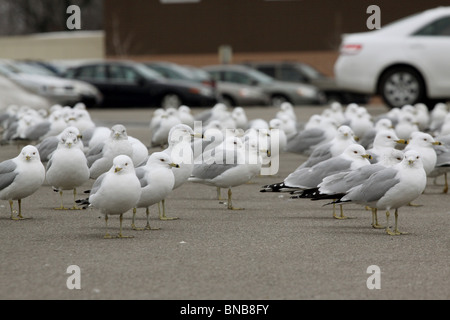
[413,16,450,36]
[108,65,139,83]
[207,70,222,81]
[77,65,107,81]
[223,71,253,85]
[257,66,276,78]
[280,66,307,82]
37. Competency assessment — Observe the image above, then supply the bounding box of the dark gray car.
[244,61,370,105]
[203,64,326,107]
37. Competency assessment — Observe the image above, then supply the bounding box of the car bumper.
[334,56,377,94]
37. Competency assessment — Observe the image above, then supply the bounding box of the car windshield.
[12,62,57,76]
[297,63,325,80]
[247,69,274,84]
[135,63,165,80]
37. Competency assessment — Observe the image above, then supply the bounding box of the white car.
[334,6,450,108]
[0,60,102,107]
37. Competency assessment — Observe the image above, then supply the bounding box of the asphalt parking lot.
[1,104,449,301]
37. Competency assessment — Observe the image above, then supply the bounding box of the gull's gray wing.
[24,121,51,141]
[343,167,400,204]
[37,136,59,162]
[297,142,332,169]
[286,128,326,154]
[319,163,385,194]
[89,172,107,196]
[284,157,353,189]
[0,159,18,191]
[191,152,239,180]
[86,142,105,167]
[135,166,148,187]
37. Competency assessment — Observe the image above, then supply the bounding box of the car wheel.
[271,95,289,108]
[379,67,425,108]
[161,93,182,109]
[221,95,236,107]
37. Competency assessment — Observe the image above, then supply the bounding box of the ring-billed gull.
[404,131,441,175]
[36,126,83,162]
[293,149,404,224]
[261,144,371,193]
[45,133,90,210]
[87,124,134,179]
[78,155,141,239]
[132,152,179,230]
[285,117,338,155]
[0,145,45,220]
[366,130,407,163]
[297,125,357,169]
[324,150,427,235]
[189,136,263,210]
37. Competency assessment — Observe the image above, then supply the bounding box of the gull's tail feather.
[260,182,298,193]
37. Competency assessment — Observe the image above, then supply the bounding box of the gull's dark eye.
[160,159,164,162]
[416,156,419,159]
[354,151,358,154]
[33,152,36,155]
[387,136,391,139]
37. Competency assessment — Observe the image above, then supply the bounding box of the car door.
[408,15,450,97]
[75,65,113,104]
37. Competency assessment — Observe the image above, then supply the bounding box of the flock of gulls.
[1,100,450,238]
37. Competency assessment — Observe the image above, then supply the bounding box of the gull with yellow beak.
[262,144,372,219]
[325,150,427,235]
[132,152,179,230]
[0,145,45,220]
[45,133,90,210]
[78,155,141,239]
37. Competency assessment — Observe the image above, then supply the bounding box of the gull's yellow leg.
[393,209,408,235]
[385,210,396,236]
[159,199,179,220]
[104,214,112,239]
[70,188,83,210]
[333,204,353,220]
[9,200,19,220]
[227,188,244,210]
[145,208,160,230]
[131,207,143,230]
[16,199,29,219]
[117,214,134,239]
[217,187,222,201]
[54,190,69,210]
[371,208,384,229]
[443,173,448,194]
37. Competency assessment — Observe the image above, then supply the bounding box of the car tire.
[221,95,236,107]
[161,93,182,109]
[378,66,425,108]
[271,95,290,108]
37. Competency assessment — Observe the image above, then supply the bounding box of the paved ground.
[0,104,449,301]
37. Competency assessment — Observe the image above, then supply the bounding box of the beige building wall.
[0,31,104,61]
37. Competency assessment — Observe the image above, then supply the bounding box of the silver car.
[0,59,102,107]
[203,64,326,107]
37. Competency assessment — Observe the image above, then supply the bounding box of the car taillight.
[202,79,216,88]
[340,44,363,55]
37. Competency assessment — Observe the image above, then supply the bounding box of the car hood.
[9,73,76,88]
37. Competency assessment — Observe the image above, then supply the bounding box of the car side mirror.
[250,79,259,86]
